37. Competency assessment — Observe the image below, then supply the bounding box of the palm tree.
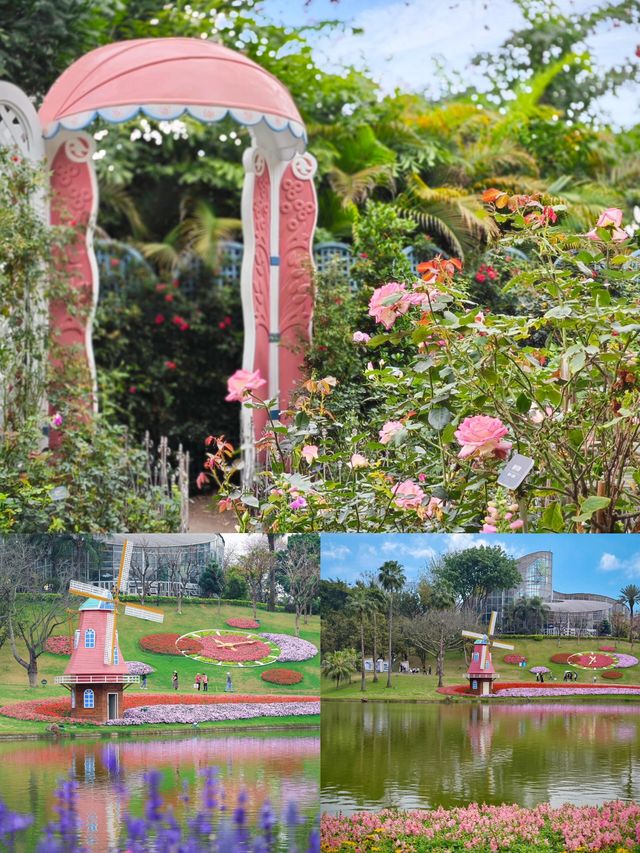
[378,560,406,688]
[528,596,551,634]
[366,580,387,684]
[346,584,370,692]
[321,649,357,689]
[619,585,640,645]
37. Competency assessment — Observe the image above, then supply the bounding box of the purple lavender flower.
[260,634,318,663]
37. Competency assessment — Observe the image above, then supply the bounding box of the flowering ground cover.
[261,633,318,662]
[177,629,281,666]
[613,653,639,668]
[600,646,617,652]
[107,700,320,725]
[550,653,572,664]
[437,682,640,698]
[503,654,526,665]
[321,801,640,852]
[261,669,304,686]
[139,633,204,655]
[567,652,616,670]
[45,636,73,655]
[602,670,624,679]
[226,617,260,629]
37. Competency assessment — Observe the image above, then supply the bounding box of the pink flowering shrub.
[202,199,640,533]
[321,801,640,852]
[45,636,73,655]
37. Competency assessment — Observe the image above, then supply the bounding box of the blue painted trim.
[269,256,280,266]
[269,409,281,420]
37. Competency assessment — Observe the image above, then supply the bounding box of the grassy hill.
[0,600,319,735]
[322,636,640,701]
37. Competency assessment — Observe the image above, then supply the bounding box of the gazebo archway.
[1,37,317,481]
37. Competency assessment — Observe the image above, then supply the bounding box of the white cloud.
[322,544,352,560]
[443,534,526,559]
[597,552,640,579]
[599,552,622,572]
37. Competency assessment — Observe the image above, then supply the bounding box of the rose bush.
[226,617,260,629]
[45,636,73,656]
[202,198,640,533]
[261,669,304,686]
[139,634,204,656]
[260,634,318,663]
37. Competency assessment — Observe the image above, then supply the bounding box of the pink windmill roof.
[467,640,496,677]
[39,38,305,139]
[64,608,128,677]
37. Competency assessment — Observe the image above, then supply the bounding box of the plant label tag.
[497,454,534,490]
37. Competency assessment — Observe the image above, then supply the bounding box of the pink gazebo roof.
[39,37,306,141]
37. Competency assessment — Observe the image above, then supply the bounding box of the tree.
[235,542,274,620]
[432,547,520,614]
[281,535,320,637]
[163,547,198,615]
[199,559,224,599]
[378,560,406,688]
[346,584,370,692]
[402,609,466,688]
[365,578,386,684]
[224,572,247,600]
[0,537,72,687]
[619,584,640,645]
[266,533,284,611]
[321,649,357,689]
[128,538,157,604]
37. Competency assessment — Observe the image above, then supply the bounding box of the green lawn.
[322,636,640,701]
[0,601,319,736]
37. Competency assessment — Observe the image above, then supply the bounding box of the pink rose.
[379,420,404,444]
[348,453,368,469]
[509,519,524,530]
[301,445,319,464]
[225,368,266,403]
[454,415,512,460]
[481,523,498,533]
[368,282,412,329]
[352,331,371,343]
[586,207,628,243]
[392,480,425,510]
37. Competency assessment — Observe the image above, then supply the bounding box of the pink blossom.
[475,311,485,324]
[352,331,371,343]
[509,518,524,530]
[301,445,319,464]
[348,453,368,469]
[368,281,412,329]
[454,415,512,460]
[586,207,629,242]
[50,412,63,428]
[225,368,266,403]
[379,420,404,444]
[196,472,208,490]
[481,523,498,533]
[290,495,307,510]
[392,480,425,510]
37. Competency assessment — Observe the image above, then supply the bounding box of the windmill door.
[107,693,118,720]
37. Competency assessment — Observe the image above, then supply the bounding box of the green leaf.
[544,305,572,320]
[574,495,611,522]
[538,502,564,533]
[441,423,456,444]
[515,392,531,414]
[428,407,453,431]
[241,495,259,508]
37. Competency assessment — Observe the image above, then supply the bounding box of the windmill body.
[55,540,164,723]
[462,611,514,696]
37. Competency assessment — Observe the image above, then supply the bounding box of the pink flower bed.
[261,633,318,662]
[127,661,155,676]
[226,617,260,629]
[613,653,639,668]
[599,646,616,652]
[198,634,272,662]
[567,652,615,670]
[497,686,640,698]
[45,636,73,655]
[321,801,640,852]
[503,654,526,665]
[107,700,320,725]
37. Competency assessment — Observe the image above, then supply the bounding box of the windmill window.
[83,689,95,709]
[85,629,95,648]
[472,680,478,690]
[473,652,479,662]
[114,647,119,665]
[74,630,80,648]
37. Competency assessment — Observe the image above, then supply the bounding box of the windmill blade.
[480,644,488,670]
[492,641,515,651]
[117,540,133,595]
[124,603,164,623]
[104,611,115,665]
[69,581,113,602]
[462,630,484,641]
[488,612,497,636]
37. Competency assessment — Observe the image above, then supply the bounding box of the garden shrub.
[261,668,303,686]
[139,633,204,656]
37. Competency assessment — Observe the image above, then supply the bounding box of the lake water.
[0,731,319,851]
[321,701,640,813]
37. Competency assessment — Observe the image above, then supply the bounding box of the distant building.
[484,551,623,635]
[75,534,224,598]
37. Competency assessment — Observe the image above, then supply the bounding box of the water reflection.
[321,702,640,813]
[0,733,320,851]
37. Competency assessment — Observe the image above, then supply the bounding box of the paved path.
[188,494,237,532]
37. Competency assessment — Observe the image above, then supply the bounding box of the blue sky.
[260,0,639,127]
[321,533,640,597]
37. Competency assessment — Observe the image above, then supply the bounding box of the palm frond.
[328,164,396,207]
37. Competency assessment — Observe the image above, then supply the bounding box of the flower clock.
[177,629,281,667]
[566,652,616,670]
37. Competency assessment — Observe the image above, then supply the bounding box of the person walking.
[141,672,148,690]
[225,672,233,693]
[195,673,201,691]
[203,673,208,693]
[172,671,179,691]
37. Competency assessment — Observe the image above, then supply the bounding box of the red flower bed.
[503,654,526,665]
[550,653,572,664]
[602,670,624,679]
[567,652,615,669]
[45,636,73,655]
[226,617,260,629]
[0,693,319,723]
[199,634,271,662]
[139,634,204,656]
[599,646,616,652]
[261,669,303,686]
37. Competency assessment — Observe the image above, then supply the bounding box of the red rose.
[165,360,177,370]
[154,314,165,325]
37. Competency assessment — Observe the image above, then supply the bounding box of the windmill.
[56,540,165,722]
[68,539,164,665]
[462,611,515,696]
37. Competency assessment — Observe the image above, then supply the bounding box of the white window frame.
[83,689,94,709]
[85,629,95,649]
